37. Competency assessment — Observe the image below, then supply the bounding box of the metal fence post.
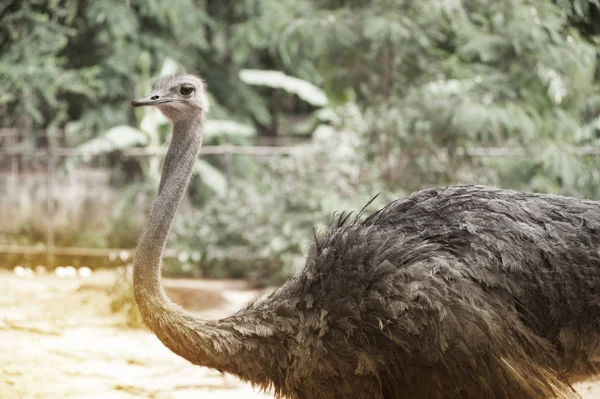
[46,147,55,268]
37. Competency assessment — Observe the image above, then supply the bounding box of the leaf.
[193,159,228,198]
[459,33,507,62]
[204,119,256,138]
[537,66,567,104]
[140,107,168,143]
[577,116,600,143]
[239,69,328,106]
[160,57,182,76]
[77,125,148,157]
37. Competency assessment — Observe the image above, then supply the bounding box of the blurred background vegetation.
[2,0,600,286]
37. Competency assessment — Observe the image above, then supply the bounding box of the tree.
[0,0,98,132]
[235,0,600,195]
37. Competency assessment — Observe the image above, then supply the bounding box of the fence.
[0,128,310,269]
[2,127,600,269]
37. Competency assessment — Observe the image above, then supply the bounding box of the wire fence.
[2,127,600,269]
[0,128,306,269]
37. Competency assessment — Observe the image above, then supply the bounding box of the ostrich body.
[132,74,600,399]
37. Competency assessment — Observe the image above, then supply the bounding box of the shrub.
[171,120,396,287]
[107,265,143,328]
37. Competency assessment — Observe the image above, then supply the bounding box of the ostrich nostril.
[151,95,159,100]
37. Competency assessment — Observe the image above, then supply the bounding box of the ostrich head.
[131,74,209,122]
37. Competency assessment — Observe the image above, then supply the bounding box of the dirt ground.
[1,269,599,399]
[0,269,274,399]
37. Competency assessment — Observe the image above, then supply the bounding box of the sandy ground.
[1,269,599,399]
[0,269,273,399]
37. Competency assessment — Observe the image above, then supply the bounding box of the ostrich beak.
[131,91,174,107]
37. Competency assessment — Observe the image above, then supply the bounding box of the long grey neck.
[134,120,202,303]
[133,117,291,389]
[133,119,217,362]
[132,119,285,382]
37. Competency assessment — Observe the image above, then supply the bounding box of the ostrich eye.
[180,85,195,96]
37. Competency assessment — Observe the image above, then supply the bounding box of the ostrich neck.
[133,119,214,362]
[132,119,286,382]
[134,120,202,300]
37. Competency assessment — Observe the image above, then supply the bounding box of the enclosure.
[3,0,600,397]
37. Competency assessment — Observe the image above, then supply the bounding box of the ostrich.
[131,73,600,399]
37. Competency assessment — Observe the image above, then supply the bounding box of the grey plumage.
[131,74,600,399]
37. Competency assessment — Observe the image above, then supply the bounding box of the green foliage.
[76,126,149,157]
[172,110,395,286]
[239,69,328,106]
[235,1,596,177]
[4,0,600,283]
[205,119,256,139]
[0,0,99,127]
